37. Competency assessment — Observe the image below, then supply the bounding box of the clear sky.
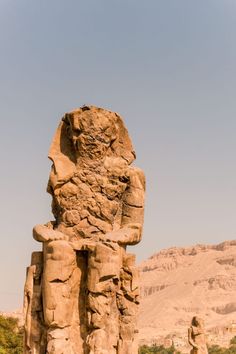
[0,0,236,310]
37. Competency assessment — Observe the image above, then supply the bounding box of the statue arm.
[103,167,145,246]
[33,223,69,242]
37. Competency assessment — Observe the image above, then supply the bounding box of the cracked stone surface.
[23,106,145,354]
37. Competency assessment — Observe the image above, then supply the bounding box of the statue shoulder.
[127,166,145,191]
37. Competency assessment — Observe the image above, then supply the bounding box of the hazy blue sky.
[0,0,236,310]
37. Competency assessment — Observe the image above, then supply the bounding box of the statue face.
[192,316,204,327]
[66,110,117,159]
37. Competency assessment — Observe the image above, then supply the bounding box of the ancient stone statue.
[24,252,46,353]
[23,106,145,354]
[188,317,208,354]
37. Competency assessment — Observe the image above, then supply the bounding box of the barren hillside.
[138,240,236,351]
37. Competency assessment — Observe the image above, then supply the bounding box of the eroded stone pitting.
[23,106,145,354]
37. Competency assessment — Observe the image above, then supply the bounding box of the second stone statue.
[23,105,145,354]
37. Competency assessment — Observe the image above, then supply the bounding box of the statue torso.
[50,158,129,239]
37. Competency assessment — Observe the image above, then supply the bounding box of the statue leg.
[43,240,86,353]
[117,253,139,354]
[86,243,122,353]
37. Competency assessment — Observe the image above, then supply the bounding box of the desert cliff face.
[138,241,236,351]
